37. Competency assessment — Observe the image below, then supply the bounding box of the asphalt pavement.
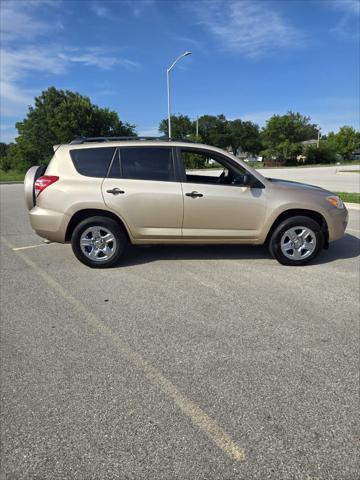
[0,184,359,480]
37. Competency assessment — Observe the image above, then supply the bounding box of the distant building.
[301,139,318,147]
[351,147,360,161]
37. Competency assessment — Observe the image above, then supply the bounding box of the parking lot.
[1,183,359,479]
[261,164,360,193]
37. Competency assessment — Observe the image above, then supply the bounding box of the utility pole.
[166,52,192,138]
[317,127,321,148]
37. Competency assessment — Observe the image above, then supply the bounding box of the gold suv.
[24,137,348,267]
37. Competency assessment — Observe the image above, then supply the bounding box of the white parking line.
[12,243,50,251]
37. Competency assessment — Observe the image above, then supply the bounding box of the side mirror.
[232,174,252,186]
[232,174,264,188]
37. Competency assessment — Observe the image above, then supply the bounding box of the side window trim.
[105,147,120,178]
[173,147,185,182]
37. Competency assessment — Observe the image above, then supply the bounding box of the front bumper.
[327,206,348,242]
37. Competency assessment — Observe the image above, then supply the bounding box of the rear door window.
[113,147,175,182]
[70,147,115,177]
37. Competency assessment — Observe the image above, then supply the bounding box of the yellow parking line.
[12,243,50,251]
[1,235,245,462]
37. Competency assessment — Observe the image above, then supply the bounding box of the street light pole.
[166,51,192,138]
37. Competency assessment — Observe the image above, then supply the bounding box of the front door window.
[181,150,247,186]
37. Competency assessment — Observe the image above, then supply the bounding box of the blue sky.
[1,0,359,143]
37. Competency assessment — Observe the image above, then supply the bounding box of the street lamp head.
[167,51,192,72]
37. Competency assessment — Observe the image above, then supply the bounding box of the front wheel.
[71,216,127,268]
[269,216,324,266]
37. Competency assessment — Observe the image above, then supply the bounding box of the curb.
[345,202,360,211]
[0,181,24,185]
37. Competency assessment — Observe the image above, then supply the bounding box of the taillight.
[34,175,59,196]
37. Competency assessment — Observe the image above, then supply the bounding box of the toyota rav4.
[24,137,348,268]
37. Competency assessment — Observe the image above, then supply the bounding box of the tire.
[269,215,324,266]
[24,165,46,210]
[71,216,127,268]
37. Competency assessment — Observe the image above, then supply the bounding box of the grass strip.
[336,192,360,204]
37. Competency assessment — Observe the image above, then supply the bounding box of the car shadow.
[119,233,359,268]
[314,233,360,265]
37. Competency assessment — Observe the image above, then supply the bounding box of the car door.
[179,148,267,240]
[102,146,183,240]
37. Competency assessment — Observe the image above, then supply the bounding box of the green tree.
[226,119,262,155]
[0,143,16,172]
[197,114,228,146]
[0,142,9,158]
[325,126,360,160]
[261,111,318,163]
[5,87,136,172]
[159,114,193,138]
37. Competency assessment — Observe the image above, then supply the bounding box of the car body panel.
[101,178,183,239]
[181,183,267,239]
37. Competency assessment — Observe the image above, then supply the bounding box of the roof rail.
[69,136,196,145]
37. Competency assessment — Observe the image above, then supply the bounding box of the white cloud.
[0,124,18,143]
[1,46,138,82]
[1,47,66,81]
[124,0,155,17]
[330,0,360,39]
[0,45,139,118]
[0,0,61,43]
[0,1,139,128]
[331,0,360,14]
[0,81,36,117]
[90,2,110,18]
[59,48,139,70]
[187,0,302,57]
[89,0,154,18]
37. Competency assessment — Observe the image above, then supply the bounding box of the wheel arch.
[65,208,131,242]
[265,208,329,247]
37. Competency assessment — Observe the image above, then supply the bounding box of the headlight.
[326,195,344,209]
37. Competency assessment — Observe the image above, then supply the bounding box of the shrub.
[304,144,337,164]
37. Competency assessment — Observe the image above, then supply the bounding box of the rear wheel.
[71,216,127,268]
[269,216,324,266]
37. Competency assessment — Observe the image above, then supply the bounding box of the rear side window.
[70,147,115,177]
[111,147,174,182]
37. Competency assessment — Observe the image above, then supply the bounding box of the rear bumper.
[327,206,348,242]
[29,206,69,243]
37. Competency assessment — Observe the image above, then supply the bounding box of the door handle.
[185,191,203,198]
[106,188,125,195]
